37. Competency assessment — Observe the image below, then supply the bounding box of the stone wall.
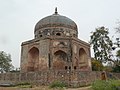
[0,71,119,87]
[0,71,102,87]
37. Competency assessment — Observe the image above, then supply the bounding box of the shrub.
[49,81,67,88]
[110,80,120,88]
[16,82,30,86]
[92,80,120,90]
[16,82,32,88]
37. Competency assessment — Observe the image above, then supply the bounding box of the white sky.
[0,0,120,68]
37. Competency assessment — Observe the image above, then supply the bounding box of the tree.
[110,49,120,73]
[10,67,20,73]
[115,21,120,57]
[115,24,120,60]
[91,58,104,71]
[115,21,120,33]
[0,51,14,73]
[112,60,120,73]
[90,26,113,63]
[116,50,120,59]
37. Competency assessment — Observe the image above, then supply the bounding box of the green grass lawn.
[91,79,120,90]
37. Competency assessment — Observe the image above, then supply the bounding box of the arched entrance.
[53,50,67,70]
[27,47,39,72]
[79,48,87,68]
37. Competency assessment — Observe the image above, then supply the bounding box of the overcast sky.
[0,0,120,68]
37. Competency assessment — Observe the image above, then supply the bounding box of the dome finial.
[55,7,58,14]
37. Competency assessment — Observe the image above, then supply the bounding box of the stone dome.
[34,8,78,32]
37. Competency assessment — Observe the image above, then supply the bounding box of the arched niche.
[53,50,67,70]
[27,47,39,72]
[79,48,87,64]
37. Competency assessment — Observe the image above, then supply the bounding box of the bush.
[110,80,120,88]
[112,65,120,73]
[16,82,30,86]
[49,81,67,88]
[92,80,120,90]
[91,58,104,71]
[16,82,32,88]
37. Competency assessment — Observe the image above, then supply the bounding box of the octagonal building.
[20,8,91,72]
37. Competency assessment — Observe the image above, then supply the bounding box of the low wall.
[0,71,118,87]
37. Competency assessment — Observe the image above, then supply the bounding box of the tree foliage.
[116,50,120,59]
[112,60,120,72]
[112,49,120,73]
[115,21,120,34]
[0,51,13,73]
[91,58,104,71]
[90,26,113,63]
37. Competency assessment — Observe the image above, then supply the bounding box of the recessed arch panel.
[79,48,87,64]
[53,50,67,70]
[27,47,39,72]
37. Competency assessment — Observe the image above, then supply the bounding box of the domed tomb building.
[20,8,91,72]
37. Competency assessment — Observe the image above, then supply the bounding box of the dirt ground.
[0,86,91,90]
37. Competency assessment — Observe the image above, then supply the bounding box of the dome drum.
[34,27,78,38]
[35,23,77,32]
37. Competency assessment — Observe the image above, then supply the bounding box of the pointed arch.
[54,50,67,61]
[27,47,39,72]
[79,48,87,64]
[53,50,67,70]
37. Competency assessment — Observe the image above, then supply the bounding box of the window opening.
[56,33,61,36]
[65,66,67,70]
[69,66,71,70]
[73,34,76,37]
[74,66,76,70]
[40,35,42,37]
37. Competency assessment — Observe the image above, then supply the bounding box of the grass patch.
[92,80,120,90]
[49,81,67,89]
[16,82,32,88]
